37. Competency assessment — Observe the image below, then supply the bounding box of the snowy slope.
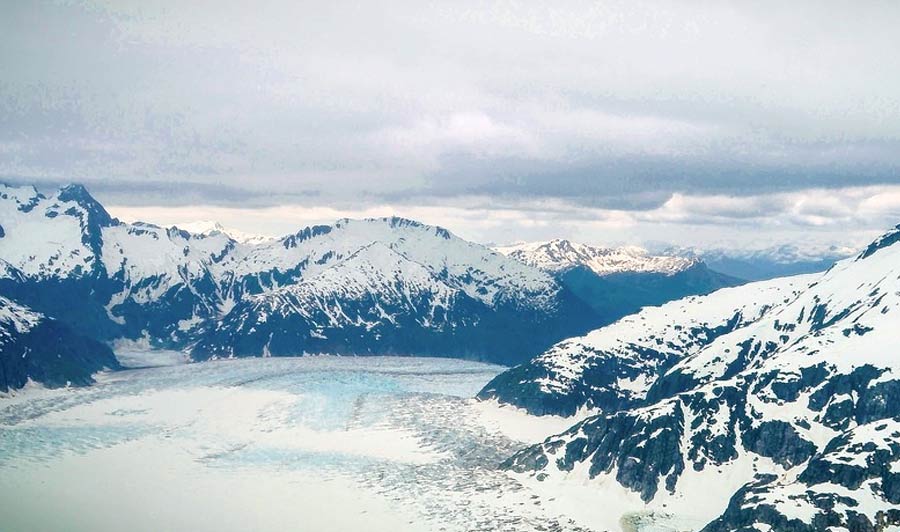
[496,239,696,276]
[236,217,560,308]
[490,224,900,531]
[0,295,120,392]
[194,234,597,364]
[0,183,600,368]
[479,274,811,416]
[0,295,41,345]
[194,242,463,356]
[0,184,110,278]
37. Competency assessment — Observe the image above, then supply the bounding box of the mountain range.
[496,239,742,320]
[0,182,756,391]
[479,224,900,531]
[660,244,854,282]
[2,181,895,529]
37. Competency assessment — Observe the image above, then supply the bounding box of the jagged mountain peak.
[56,182,92,199]
[55,183,116,228]
[495,238,698,276]
[0,182,121,278]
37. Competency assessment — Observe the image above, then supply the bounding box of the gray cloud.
[2,0,900,246]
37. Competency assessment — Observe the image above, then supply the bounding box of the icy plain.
[0,355,591,532]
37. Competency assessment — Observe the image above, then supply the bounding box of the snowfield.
[495,239,697,276]
[1,356,602,532]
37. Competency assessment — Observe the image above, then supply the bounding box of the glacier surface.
[0,356,599,532]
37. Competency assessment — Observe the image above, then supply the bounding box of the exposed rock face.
[0,295,120,392]
[487,224,900,530]
[478,275,806,416]
[704,418,900,532]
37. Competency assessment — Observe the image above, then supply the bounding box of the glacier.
[0,356,594,532]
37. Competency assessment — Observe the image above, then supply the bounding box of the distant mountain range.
[498,237,852,283]
[168,220,276,245]
[479,224,900,531]
[0,182,850,395]
[496,238,742,321]
[495,239,699,276]
[0,183,606,376]
[0,182,731,390]
[660,243,855,281]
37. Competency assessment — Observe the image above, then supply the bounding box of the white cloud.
[106,185,900,255]
[2,0,900,200]
[4,0,900,256]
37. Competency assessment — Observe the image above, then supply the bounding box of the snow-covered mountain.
[481,224,900,530]
[0,295,119,392]
[170,220,275,245]
[0,183,601,377]
[496,238,742,325]
[191,217,598,364]
[479,274,812,417]
[495,239,697,276]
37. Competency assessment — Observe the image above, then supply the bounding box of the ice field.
[0,355,594,532]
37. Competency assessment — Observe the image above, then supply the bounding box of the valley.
[0,356,593,532]
[2,183,899,531]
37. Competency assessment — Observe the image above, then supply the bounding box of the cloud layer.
[108,185,900,255]
[3,1,900,248]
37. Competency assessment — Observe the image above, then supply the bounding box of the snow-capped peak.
[170,220,275,245]
[495,238,697,276]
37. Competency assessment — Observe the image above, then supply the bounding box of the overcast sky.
[3,0,900,251]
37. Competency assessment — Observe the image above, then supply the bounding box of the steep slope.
[704,416,900,531]
[496,239,742,322]
[478,274,811,416]
[0,183,112,278]
[193,224,599,364]
[0,183,601,368]
[0,295,120,392]
[0,183,242,343]
[489,224,900,531]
